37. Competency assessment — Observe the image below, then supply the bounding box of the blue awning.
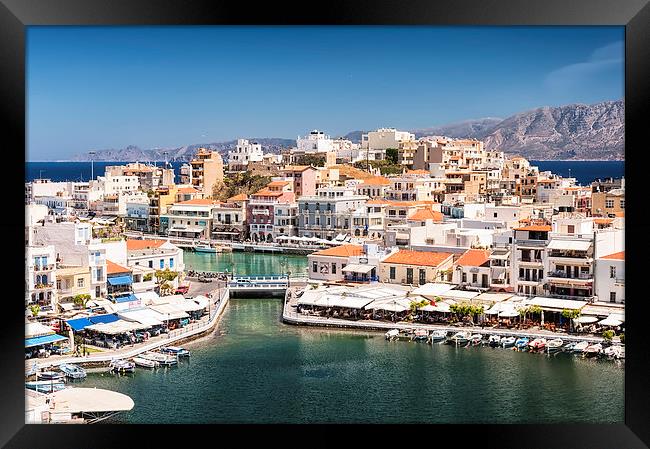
[25,333,67,348]
[114,294,138,304]
[89,313,120,324]
[66,317,93,332]
[107,275,132,286]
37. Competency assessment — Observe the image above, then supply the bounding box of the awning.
[114,294,139,304]
[169,226,204,233]
[25,322,55,338]
[547,239,592,251]
[135,291,160,304]
[599,316,623,327]
[118,308,165,327]
[365,299,410,313]
[66,317,93,332]
[342,264,374,274]
[149,304,190,319]
[107,275,132,286]
[574,316,598,324]
[524,296,588,312]
[58,302,75,311]
[25,333,67,348]
[193,295,209,309]
[412,283,456,297]
[489,251,511,260]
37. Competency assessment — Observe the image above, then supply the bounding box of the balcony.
[547,271,593,280]
[517,277,543,285]
[32,264,55,272]
[515,239,547,248]
[33,282,55,290]
[518,258,543,266]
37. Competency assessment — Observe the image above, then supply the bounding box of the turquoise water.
[183,250,308,278]
[78,252,623,424]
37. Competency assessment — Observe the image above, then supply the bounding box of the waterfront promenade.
[281,287,612,344]
[27,285,230,372]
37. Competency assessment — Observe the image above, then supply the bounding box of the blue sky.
[27,26,624,161]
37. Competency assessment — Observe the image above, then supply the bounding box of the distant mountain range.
[68,100,623,162]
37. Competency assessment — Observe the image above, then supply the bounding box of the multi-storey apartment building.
[212,194,248,242]
[248,183,295,243]
[361,128,415,161]
[228,139,264,171]
[161,198,221,239]
[298,186,368,240]
[180,149,224,197]
[512,224,551,297]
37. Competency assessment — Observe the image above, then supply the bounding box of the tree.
[155,268,178,283]
[602,330,615,342]
[295,154,326,167]
[159,282,173,296]
[619,333,625,344]
[73,294,91,309]
[385,148,399,164]
[561,308,581,332]
[29,304,40,317]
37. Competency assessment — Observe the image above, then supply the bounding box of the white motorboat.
[488,335,501,347]
[413,329,429,341]
[470,334,484,346]
[501,336,516,348]
[572,341,589,354]
[133,357,159,368]
[161,346,191,357]
[449,331,471,345]
[195,244,217,253]
[109,359,135,373]
[430,330,447,343]
[546,339,563,352]
[584,343,603,357]
[37,371,65,381]
[385,329,399,340]
[58,363,87,379]
[25,380,65,393]
[602,345,623,359]
[141,351,178,366]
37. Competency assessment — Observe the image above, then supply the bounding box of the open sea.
[25,160,625,186]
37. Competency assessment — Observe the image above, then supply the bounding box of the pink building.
[281,166,317,197]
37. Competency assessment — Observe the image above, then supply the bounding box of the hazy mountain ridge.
[68,100,623,162]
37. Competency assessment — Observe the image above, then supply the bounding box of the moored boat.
[488,335,501,347]
[449,331,471,345]
[584,343,603,357]
[572,341,589,354]
[58,363,87,379]
[37,371,65,381]
[109,359,136,373]
[501,336,516,348]
[514,337,529,349]
[562,342,576,352]
[470,334,484,346]
[141,351,178,366]
[195,244,217,253]
[133,357,159,368]
[602,345,623,359]
[25,380,65,393]
[160,346,191,357]
[385,329,399,340]
[429,330,447,343]
[528,338,547,351]
[546,339,563,353]
[413,329,429,341]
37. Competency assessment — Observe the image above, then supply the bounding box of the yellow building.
[189,149,224,197]
[379,249,454,286]
[591,189,625,217]
[56,266,92,309]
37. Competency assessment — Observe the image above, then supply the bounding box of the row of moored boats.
[385,329,624,360]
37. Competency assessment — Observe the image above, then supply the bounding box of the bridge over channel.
[228,274,308,294]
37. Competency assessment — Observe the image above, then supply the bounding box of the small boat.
[195,244,217,253]
[141,351,178,366]
[385,329,399,341]
[470,334,484,346]
[109,359,136,373]
[413,329,429,341]
[133,357,159,368]
[602,345,623,359]
[514,337,529,349]
[449,331,471,345]
[58,363,87,379]
[528,338,547,351]
[160,346,191,357]
[430,330,447,343]
[37,371,65,381]
[584,343,603,357]
[546,339,563,353]
[572,341,589,354]
[488,335,501,347]
[25,380,65,393]
[562,342,576,352]
[501,336,516,348]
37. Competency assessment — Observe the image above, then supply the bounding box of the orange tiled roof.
[176,199,223,206]
[406,169,430,175]
[382,250,453,268]
[407,208,444,222]
[594,218,614,225]
[601,251,624,260]
[252,188,284,197]
[267,180,290,187]
[361,176,391,186]
[106,260,131,275]
[227,193,248,202]
[177,186,199,194]
[514,225,551,232]
[312,244,364,258]
[366,199,390,205]
[614,212,625,217]
[455,249,491,267]
[126,239,167,251]
[282,165,312,172]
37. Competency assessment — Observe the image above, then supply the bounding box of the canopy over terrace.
[439,289,481,302]
[148,303,190,319]
[364,297,412,312]
[547,239,592,251]
[117,308,165,327]
[25,322,55,338]
[85,319,147,335]
[411,282,456,298]
[521,296,588,313]
[341,264,374,274]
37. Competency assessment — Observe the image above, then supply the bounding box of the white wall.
[594,257,625,303]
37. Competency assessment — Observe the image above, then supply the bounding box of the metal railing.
[547,271,593,280]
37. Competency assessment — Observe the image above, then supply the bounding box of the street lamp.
[89,151,96,181]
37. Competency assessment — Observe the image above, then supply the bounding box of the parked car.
[198,276,212,283]
[176,285,189,294]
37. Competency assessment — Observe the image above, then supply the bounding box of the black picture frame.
[2,0,648,447]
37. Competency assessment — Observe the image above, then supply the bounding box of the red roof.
[514,225,552,232]
[455,249,491,267]
[126,239,167,251]
[176,199,223,206]
[106,260,131,275]
[382,250,453,268]
[601,251,624,260]
[177,186,199,194]
[227,193,248,201]
[407,208,444,222]
[361,176,391,186]
[311,244,364,258]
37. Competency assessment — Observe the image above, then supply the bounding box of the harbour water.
[25,160,625,186]
[78,251,624,424]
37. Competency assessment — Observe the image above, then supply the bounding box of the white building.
[594,251,624,304]
[26,244,58,311]
[297,130,334,153]
[228,139,264,170]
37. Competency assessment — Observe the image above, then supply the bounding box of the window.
[170,258,174,268]
[419,269,426,285]
[462,272,467,283]
[610,266,616,278]
[331,263,337,274]
[313,262,318,273]
[406,268,413,284]
[605,199,614,208]
[389,266,396,280]
[56,280,61,290]
[620,200,625,208]
[77,278,84,288]
[472,273,477,283]
[96,267,103,282]
[567,225,575,234]
[149,260,153,268]
[610,292,616,303]
[493,212,497,218]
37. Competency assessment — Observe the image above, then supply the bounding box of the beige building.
[184,149,224,197]
[591,188,625,217]
[56,266,92,309]
[379,249,454,286]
